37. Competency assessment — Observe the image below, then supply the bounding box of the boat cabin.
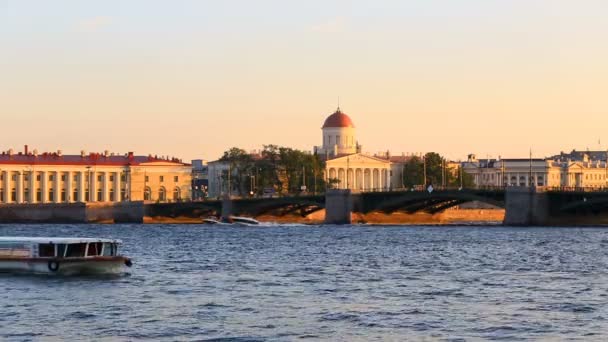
[0,237,122,259]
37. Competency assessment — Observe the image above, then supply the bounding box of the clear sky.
[2,0,608,161]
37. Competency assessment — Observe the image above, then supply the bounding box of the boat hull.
[0,257,131,275]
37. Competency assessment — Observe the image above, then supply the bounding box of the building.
[191,159,209,200]
[0,147,192,204]
[316,108,392,191]
[462,153,608,188]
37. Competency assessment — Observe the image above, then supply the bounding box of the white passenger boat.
[0,237,132,275]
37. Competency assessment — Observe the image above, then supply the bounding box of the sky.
[2,0,608,161]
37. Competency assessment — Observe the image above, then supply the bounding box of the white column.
[16,171,23,203]
[28,171,35,203]
[66,171,72,202]
[2,171,8,203]
[102,172,109,202]
[53,172,60,203]
[41,171,47,203]
[90,171,96,202]
[114,172,121,202]
[78,171,85,202]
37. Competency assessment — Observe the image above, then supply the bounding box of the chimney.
[24,145,28,155]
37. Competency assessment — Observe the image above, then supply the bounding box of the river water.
[1,224,608,341]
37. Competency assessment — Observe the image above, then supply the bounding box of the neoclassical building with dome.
[314,108,393,191]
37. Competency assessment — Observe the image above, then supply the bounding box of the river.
[1,224,608,341]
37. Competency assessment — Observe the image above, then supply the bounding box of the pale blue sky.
[2,1,608,160]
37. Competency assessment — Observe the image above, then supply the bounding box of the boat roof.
[0,237,122,244]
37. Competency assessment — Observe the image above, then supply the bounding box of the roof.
[0,237,122,244]
[0,151,191,167]
[322,108,355,128]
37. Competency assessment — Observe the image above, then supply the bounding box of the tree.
[219,147,254,196]
[402,156,424,188]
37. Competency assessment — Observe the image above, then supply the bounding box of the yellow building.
[0,147,191,204]
[463,154,608,189]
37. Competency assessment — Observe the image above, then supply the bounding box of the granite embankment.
[145,208,505,225]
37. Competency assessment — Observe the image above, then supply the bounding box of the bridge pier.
[503,186,548,226]
[221,195,232,220]
[324,189,354,224]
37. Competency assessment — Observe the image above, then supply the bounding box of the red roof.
[0,152,190,166]
[322,108,355,128]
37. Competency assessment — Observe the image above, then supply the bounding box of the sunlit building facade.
[0,147,192,204]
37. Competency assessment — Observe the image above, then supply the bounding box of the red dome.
[322,108,355,128]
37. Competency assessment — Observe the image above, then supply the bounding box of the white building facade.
[0,148,192,204]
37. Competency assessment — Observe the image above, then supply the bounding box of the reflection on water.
[1,224,608,340]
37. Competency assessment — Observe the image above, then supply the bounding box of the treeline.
[400,152,475,188]
[219,145,326,196]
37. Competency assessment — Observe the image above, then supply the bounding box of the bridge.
[145,186,608,225]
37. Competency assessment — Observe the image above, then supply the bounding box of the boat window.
[65,243,87,257]
[102,243,115,256]
[39,243,55,257]
[57,244,66,257]
[87,242,102,256]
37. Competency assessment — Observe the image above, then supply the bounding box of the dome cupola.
[322,107,355,129]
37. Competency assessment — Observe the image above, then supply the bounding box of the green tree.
[402,156,424,188]
[219,147,254,196]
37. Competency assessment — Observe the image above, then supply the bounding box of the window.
[97,175,102,182]
[57,244,66,257]
[0,174,3,181]
[102,243,116,256]
[121,174,126,182]
[158,187,166,201]
[24,189,29,202]
[97,189,103,201]
[61,174,66,181]
[160,176,164,182]
[85,190,90,202]
[144,187,151,201]
[73,189,78,202]
[87,242,102,256]
[11,189,16,202]
[39,244,55,257]
[73,174,78,182]
[109,189,115,201]
[36,174,41,181]
[145,176,149,182]
[61,189,66,202]
[109,175,114,182]
[36,189,42,202]
[0,191,3,202]
[11,174,16,181]
[49,189,54,201]
[49,174,54,181]
[174,176,178,182]
[173,187,181,200]
[24,174,29,182]
[336,135,340,145]
[65,243,86,257]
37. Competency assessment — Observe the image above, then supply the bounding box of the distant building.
[0,146,191,204]
[191,159,208,200]
[462,153,608,188]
